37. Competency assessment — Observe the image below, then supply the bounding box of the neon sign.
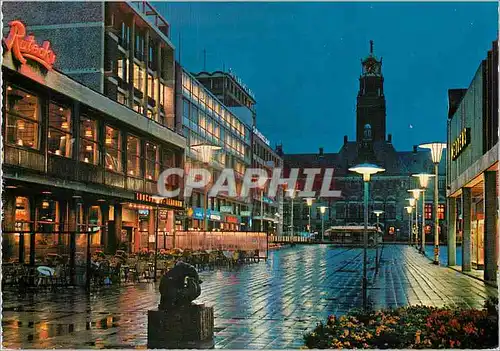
[3,20,56,70]
[451,128,470,160]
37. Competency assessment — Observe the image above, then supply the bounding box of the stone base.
[147,303,214,349]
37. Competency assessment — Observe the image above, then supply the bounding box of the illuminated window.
[147,74,154,99]
[117,58,128,82]
[425,204,433,220]
[48,102,72,158]
[438,204,445,220]
[192,82,199,99]
[89,206,102,245]
[133,102,143,114]
[147,109,154,120]
[145,142,159,181]
[79,116,99,165]
[117,92,128,106]
[159,83,166,107]
[5,86,40,149]
[104,126,122,172]
[127,135,141,177]
[133,64,144,91]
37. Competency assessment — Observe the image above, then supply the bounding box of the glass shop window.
[104,126,122,172]
[5,86,40,149]
[79,116,99,165]
[127,135,141,177]
[48,102,72,158]
[37,199,59,236]
[88,206,102,245]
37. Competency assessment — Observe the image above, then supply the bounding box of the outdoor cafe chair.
[36,266,56,288]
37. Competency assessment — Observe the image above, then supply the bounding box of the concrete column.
[68,200,77,285]
[110,203,122,254]
[128,15,135,107]
[483,171,498,282]
[462,188,472,272]
[447,196,457,266]
[3,192,16,261]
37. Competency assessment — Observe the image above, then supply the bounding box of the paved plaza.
[2,245,497,349]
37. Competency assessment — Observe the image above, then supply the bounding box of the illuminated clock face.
[366,60,376,73]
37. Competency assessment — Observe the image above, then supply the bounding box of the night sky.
[155,2,498,154]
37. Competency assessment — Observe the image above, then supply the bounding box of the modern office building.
[2,2,185,263]
[251,128,284,235]
[446,40,498,282]
[2,2,177,129]
[189,69,284,235]
[175,64,253,231]
[283,43,447,241]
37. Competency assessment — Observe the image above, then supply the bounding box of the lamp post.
[373,210,384,273]
[408,189,424,252]
[191,144,221,232]
[319,206,328,242]
[287,189,296,237]
[151,195,166,282]
[405,206,413,245]
[406,197,417,247]
[349,163,385,311]
[412,173,434,256]
[419,142,446,265]
[305,197,315,234]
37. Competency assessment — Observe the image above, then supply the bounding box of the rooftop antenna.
[203,48,206,71]
[178,31,182,65]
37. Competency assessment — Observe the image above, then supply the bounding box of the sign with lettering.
[134,193,183,209]
[240,211,251,217]
[3,20,56,70]
[207,210,222,221]
[220,206,233,213]
[451,128,470,160]
[252,126,270,146]
[225,214,240,224]
[159,210,168,221]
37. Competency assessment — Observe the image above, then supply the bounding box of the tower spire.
[370,40,373,55]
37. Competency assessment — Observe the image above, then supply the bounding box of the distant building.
[283,42,446,241]
[446,40,498,282]
[175,64,253,231]
[191,69,284,235]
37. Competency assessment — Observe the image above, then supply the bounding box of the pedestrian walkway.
[2,245,497,349]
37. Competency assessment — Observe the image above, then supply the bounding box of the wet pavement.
[2,245,497,349]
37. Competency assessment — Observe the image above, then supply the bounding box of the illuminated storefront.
[446,40,498,282]
[2,19,185,265]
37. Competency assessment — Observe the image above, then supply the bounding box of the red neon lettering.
[3,20,56,70]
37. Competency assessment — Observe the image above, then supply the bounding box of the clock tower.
[356,41,386,143]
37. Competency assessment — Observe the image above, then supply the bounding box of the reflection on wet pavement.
[2,245,497,349]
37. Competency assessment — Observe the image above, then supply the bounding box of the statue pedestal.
[147,303,214,349]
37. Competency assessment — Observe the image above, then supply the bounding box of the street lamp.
[405,206,413,245]
[191,144,221,232]
[406,197,417,247]
[408,189,424,252]
[319,206,328,242]
[287,189,296,237]
[373,210,384,273]
[412,173,434,256]
[305,197,315,234]
[151,195,166,282]
[419,142,446,265]
[349,163,385,311]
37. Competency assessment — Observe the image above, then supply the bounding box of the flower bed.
[304,298,498,349]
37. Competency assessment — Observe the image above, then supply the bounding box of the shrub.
[304,299,498,349]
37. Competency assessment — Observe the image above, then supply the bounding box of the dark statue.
[159,260,202,310]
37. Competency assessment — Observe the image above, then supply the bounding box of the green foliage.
[304,301,499,349]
